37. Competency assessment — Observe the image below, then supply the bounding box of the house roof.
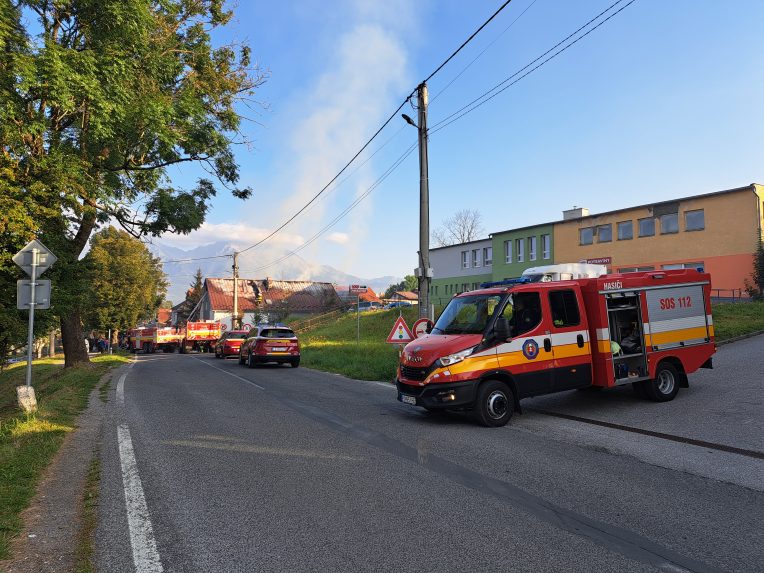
[334,285,382,303]
[205,278,342,313]
[393,291,419,301]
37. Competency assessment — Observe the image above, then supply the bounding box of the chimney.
[563,206,589,220]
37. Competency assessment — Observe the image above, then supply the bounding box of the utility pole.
[415,82,431,319]
[232,252,240,330]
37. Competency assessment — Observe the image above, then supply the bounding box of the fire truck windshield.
[432,294,502,335]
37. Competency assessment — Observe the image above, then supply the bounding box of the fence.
[711,288,747,303]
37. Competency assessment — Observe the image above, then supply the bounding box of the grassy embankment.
[299,307,420,381]
[299,302,764,381]
[712,301,764,341]
[0,354,130,560]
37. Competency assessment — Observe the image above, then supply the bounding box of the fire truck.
[396,269,716,427]
[179,321,225,353]
[127,326,184,353]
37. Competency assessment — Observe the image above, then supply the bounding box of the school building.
[429,183,763,304]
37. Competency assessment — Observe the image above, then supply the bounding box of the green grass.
[300,308,421,381]
[0,355,130,560]
[712,301,764,341]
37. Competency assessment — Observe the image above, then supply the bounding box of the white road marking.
[117,424,163,573]
[190,356,265,390]
[115,359,135,406]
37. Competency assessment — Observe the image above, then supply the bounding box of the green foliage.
[83,227,167,332]
[383,275,418,299]
[744,240,764,300]
[0,0,266,363]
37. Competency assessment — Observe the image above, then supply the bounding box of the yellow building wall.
[553,186,763,291]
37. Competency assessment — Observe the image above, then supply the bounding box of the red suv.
[214,330,249,358]
[238,325,300,368]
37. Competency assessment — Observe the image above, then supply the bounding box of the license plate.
[270,347,287,352]
[399,393,417,405]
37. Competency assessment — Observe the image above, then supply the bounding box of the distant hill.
[149,239,401,304]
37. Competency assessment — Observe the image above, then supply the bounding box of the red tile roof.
[205,278,342,313]
[394,291,419,302]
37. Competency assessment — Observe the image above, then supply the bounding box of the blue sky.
[159,0,764,282]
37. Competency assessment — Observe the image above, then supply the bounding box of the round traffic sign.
[413,318,433,338]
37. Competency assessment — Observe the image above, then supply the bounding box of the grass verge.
[0,355,129,560]
[300,308,420,381]
[712,301,764,341]
[75,452,100,573]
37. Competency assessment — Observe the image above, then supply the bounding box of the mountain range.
[149,240,401,305]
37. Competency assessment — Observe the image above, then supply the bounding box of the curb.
[717,329,764,346]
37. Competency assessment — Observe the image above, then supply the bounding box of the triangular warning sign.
[386,316,414,344]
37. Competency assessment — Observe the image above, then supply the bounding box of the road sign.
[350,284,368,294]
[13,239,57,277]
[412,318,433,338]
[386,317,414,344]
[17,280,51,310]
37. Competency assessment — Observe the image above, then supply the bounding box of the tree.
[432,210,485,247]
[83,227,167,336]
[383,275,418,299]
[0,0,266,366]
[744,239,764,300]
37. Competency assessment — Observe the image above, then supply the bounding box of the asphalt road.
[96,337,764,573]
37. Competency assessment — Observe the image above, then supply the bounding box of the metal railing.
[710,288,747,302]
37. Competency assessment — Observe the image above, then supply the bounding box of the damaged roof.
[205,278,342,312]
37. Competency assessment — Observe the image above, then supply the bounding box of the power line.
[430,0,636,133]
[233,0,520,257]
[161,254,232,264]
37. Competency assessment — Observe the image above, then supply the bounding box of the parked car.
[214,330,249,358]
[384,301,413,309]
[238,325,300,368]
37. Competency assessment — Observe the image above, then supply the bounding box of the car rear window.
[260,328,295,338]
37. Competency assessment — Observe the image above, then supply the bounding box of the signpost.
[13,239,57,411]
[350,285,368,345]
[386,317,414,345]
[412,318,434,339]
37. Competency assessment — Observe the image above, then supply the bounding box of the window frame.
[579,227,594,245]
[461,251,468,269]
[638,217,655,237]
[684,209,705,231]
[472,248,481,268]
[529,236,537,261]
[660,213,679,235]
[617,220,633,241]
[504,240,512,264]
[597,224,612,243]
[541,234,551,259]
[516,238,525,263]
[549,289,581,328]
[484,246,493,266]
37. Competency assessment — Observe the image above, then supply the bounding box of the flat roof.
[489,183,759,235]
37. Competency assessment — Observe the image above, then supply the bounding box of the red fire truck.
[179,321,225,353]
[396,269,716,426]
[127,326,184,353]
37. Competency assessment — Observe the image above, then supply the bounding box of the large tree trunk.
[61,311,89,367]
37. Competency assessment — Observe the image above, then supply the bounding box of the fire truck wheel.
[646,362,680,402]
[474,380,514,427]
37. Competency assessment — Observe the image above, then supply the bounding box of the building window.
[484,247,493,266]
[461,251,468,269]
[597,224,612,243]
[579,227,594,245]
[638,217,655,237]
[541,234,551,259]
[685,209,705,231]
[660,213,679,234]
[529,236,537,261]
[516,238,525,263]
[504,240,512,264]
[617,220,633,240]
[618,266,655,273]
[472,249,481,267]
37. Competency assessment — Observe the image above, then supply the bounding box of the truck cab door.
[548,287,593,391]
[497,289,554,397]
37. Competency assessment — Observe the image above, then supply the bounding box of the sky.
[158,0,764,284]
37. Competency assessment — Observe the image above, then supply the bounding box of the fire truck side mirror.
[494,318,510,341]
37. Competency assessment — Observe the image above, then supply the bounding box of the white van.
[521,263,607,282]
